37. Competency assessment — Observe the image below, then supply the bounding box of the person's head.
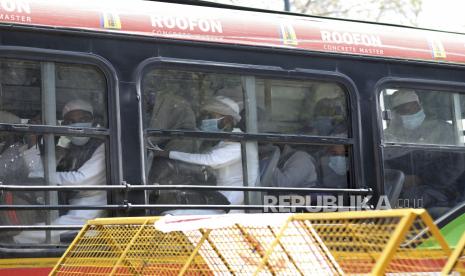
[199,96,241,132]
[390,89,425,130]
[326,144,348,175]
[62,99,94,146]
[312,98,347,136]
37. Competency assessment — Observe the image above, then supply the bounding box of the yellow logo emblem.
[429,37,446,59]
[280,22,298,46]
[102,12,122,30]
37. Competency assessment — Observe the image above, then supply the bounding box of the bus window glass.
[256,80,348,137]
[0,58,109,244]
[0,59,107,127]
[380,88,465,218]
[0,60,41,124]
[143,68,353,213]
[258,143,350,190]
[56,63,108,128]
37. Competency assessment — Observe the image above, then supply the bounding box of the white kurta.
[14,144,106,243]
[169,139,244,206]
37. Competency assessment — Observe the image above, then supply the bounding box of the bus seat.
[384,169,405,208]
[258,145,281,187]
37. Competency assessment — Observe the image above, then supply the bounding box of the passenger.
[270,145,318,188]
[0,111,28,183]
[0,111,21,153]
[319,144,349,189]
[153,96,245,214]
[384,89,455,145]
[308,97,349,188]
[384,90,463,212]
[305,97,347,137]
[147,90,197,152]
[14,99,106,243]
[146,90,198,185]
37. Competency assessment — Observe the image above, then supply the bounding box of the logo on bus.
[0,0,31,23]
[101,12,122,30]
[279,22,298,46]
[320,30,383,47]
[150,15,223,34]
[0,0,30,13]
[320,30,385,55]
[428,37,447,59]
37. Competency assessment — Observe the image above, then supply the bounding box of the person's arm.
[272,152,317,188]
[169,142,241,169]
[55,144,106,186]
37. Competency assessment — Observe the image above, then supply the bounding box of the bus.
[0,0,464,274]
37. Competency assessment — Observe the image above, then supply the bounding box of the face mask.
[68,122,92,146]
[400,109,425,130]
[313,117,333,136]
[200,118,223,132]
[328,155,347,175]
[70,136,90,146]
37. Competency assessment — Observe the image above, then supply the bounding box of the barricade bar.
[0,184,372,194]
[0,204,367,211]
[0,225,82,230]
[51,209,454,276]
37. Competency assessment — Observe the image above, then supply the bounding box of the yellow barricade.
[442,231,465,275]
[51,209,452,275]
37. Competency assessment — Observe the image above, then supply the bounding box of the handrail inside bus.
[0,183,372,194]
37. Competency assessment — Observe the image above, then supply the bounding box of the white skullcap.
[315,83,343,99]
[0,111,20,124]
[202,96,241,123]
[62,99,93,117]
[391,89,419,109]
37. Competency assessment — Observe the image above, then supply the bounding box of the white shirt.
[15,144,106,243]
[169,129,244,206]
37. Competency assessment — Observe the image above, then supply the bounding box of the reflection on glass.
[256,80,348,136]
[0,58,107,127]
[142,69,349,137]
[384,146,465,219]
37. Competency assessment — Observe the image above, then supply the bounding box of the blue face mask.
[313,117,333,136]
[328,155,347,175]
[200,118,223,132]
[68,122,92,146]
[400,109,425,130]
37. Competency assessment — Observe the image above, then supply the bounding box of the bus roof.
[1,0,465,64]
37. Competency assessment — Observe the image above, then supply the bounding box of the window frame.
[375,77,465,204]
[0,47,121,238]
[135,57,364,196]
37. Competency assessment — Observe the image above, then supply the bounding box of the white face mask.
[200,117,223,132]
[70,136,90,146]
[328,155,347,175]
[68,122,92,146]
[400,109,425,130]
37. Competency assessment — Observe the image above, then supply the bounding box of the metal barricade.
[51,209,451,275]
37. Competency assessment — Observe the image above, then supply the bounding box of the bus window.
[0,58,109,244]
[380,88,465,218]
[255,80,348,137]
[142,68,353,213]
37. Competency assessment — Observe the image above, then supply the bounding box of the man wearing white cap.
[154,96,251,214]
[15,99,106,243]
[384,90,462,216]
[384,89,454,145]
